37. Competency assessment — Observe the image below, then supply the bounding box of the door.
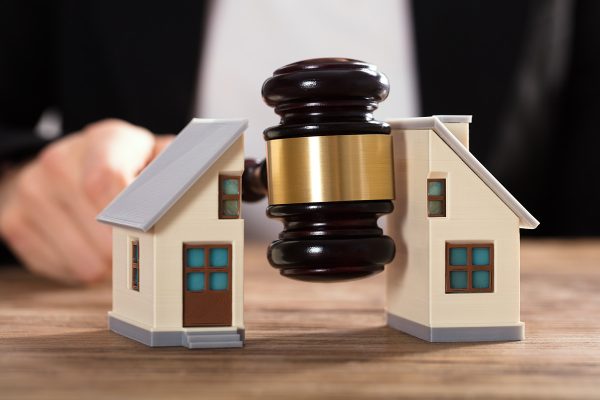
[183,243,232,327]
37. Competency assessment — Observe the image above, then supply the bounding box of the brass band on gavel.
[267,134,395,205]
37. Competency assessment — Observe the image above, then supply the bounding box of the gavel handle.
[242,158,268,202]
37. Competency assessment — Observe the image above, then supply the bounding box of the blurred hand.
[0,119,174,285]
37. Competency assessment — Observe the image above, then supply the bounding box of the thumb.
[153,134,175,158]
[81,119,157,211]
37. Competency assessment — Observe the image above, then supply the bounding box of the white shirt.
[196,0,419,241]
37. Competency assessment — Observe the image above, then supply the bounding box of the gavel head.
[261,58,395,282]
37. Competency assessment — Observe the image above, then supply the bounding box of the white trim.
[388,116,539,229]
[97,119,247,231]
[435,115,472,123]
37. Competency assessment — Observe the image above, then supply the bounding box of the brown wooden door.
[183,243,232,327]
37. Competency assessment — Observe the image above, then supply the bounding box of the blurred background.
[1,0,598,267]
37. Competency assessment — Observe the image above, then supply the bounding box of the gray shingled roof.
[387,116,539,229]
[97,119,247,232]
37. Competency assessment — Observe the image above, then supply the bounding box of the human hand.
[0,119,174,284]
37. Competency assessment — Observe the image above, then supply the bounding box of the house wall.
[111,226,155,327]
[443,122,469,149]
[387,127,521,330]
[153,135,244,330]
[428,132,521,327]
[386,129,431,326]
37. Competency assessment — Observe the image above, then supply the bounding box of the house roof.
[387,116,539,229]
[97,119,247,232]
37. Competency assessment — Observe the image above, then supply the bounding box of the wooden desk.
[1,239,599,399]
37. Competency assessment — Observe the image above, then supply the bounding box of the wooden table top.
[1,239,599,399]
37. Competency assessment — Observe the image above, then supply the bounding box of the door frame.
[182,243,233,327]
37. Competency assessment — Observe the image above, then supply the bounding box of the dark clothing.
[0,1,209,161]
[0,0,598,269]
[414,0,600,236]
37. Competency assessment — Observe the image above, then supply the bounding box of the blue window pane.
[450,271,468,289]
[473,247,490,266]
[428,200,443,216]
[210,272,228,290]
[187,272,205,291]
[132,268,139,286]
[472,270,490,289]
[449,248,468,266]
[132,243,139,262]
[187,248,205,267]
[209,248,229,267]
[222,200,239,217]
[222,178,239,195]
[428,181,444,196]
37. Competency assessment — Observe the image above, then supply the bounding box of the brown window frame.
[183,243,233,292]
[427,179,446,217]
[219,175,241,219]
[445,243,494,293]
[131,240,139,291]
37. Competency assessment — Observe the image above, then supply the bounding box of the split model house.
[97,119,246,349]
[97,115,537,348]
[385,116,539,342]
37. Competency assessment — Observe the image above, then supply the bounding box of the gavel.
[242,58,395,282]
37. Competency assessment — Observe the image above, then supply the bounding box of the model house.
[97,119,247,349]
[385,115,539,342]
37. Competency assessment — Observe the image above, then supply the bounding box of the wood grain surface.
[1,239,599,399]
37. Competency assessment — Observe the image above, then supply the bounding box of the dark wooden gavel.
[242,58,395,282]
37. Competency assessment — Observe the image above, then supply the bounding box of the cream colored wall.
[443,123,469,149]
[111,226,155,327]
[153,136,245,330]
[428,132,521,327]
[386,129,431,326]
[387,128,522,329]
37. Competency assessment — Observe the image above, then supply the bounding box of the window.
[131,240,139,291]
[183,244,232,292]
[427,179,446,217]
[219,175,241,219]
[445,243,493,293]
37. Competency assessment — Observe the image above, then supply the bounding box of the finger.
[37,137,113,263]
[31,197,109,284]
[18,167,109,284]
[153,134,175,158]
[0,206,72,284]
[81,120,156,211]
[50,174,113,263]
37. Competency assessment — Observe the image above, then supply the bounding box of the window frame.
[183,243,233,292]
[131,239,140,291]
[219,175,241,219]
[445,243,494,293]
[427,178,446,217]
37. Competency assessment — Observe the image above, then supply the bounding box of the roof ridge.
[97,119,247,231]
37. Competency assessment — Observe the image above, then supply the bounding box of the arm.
[0,119,174,284]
